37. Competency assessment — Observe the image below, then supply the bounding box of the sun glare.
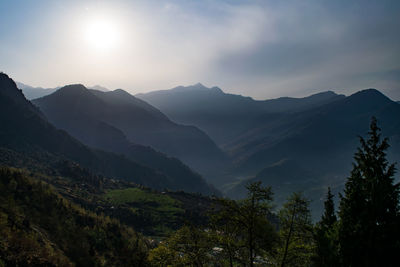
[83,17,120,52]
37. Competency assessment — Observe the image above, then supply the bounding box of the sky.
[0,0,399,100]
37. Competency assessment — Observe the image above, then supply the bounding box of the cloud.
[210,0,400,98]
[1,0,399,100]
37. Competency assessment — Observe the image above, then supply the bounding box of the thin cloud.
[0,0,399,99]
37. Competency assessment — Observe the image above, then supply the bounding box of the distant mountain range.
[16,82,59,100]
[1,73,216,195]
[13,78,400,217]
[16,81,110,100]
[33,85,227,183]
[138,84,400,216]
[137,83,345,145]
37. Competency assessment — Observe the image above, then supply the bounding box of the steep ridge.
[137,84,345,145]
[0,73,213,194]
[34,85,227,182]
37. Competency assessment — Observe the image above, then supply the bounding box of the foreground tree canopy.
[148,117,399,267]
[338,117,400,267]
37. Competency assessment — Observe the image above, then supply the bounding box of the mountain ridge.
[33,84,227,186]
[1,73,216,194]
[137,84,346,145]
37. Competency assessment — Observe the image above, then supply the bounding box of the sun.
[83,17,120,52]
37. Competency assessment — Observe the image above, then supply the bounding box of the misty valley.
[0,72,399,266]
[1,1,400,266]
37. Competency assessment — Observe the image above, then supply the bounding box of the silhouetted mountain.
[137,84,344,145]
[34,85,227,182]
[139,83,400,216]
[17,81,58,100]
[28,86,216,194]
[229,89,400,172]
[0,73,214,194]
[225,89,400,216]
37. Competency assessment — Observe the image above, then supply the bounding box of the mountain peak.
[172,83,223,93]
[112,88,131,95]
[357,88,384,95]
[211,86,223,93]
[349,88,391,102]
[58,84,87,92]
[194,82,205,87]
[312,90,337,97]
[52,84,92,98]
[36,84,102,106]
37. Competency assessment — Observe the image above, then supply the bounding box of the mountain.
[33,85,227,182]
[16,81,58,99]
[17,82,110,99]
[139,84,400,216]
[137,84,345,145]
[224,159,326,214]
[225,89,400,216]
[229,89,400,174]
[30,86,217,195]
[0,73,214,194]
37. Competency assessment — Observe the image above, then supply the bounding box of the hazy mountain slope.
[30,86,215,195]
[33,85,227,182]
[92,89,227,171]
[17,82,110,99]
[224,159,339,219]
[225,89,400,217]
[137,84,345,145]
[0,72,212,193]
[230,89,400,175]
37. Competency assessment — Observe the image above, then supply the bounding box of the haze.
[0,0,399,99]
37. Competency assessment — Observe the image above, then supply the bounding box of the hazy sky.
[1,0,399,100]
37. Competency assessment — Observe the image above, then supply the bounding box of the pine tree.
[314,188,339,267]
[338,117,400,267]
[320,188,336,229]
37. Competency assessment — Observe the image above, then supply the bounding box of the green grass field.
[104,188,185,236]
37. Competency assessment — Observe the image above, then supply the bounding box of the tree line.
[148,117,400,267]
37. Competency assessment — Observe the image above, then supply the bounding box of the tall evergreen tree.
[338,117,400,267]
[320,188,336,229]
[314,188,339,267]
